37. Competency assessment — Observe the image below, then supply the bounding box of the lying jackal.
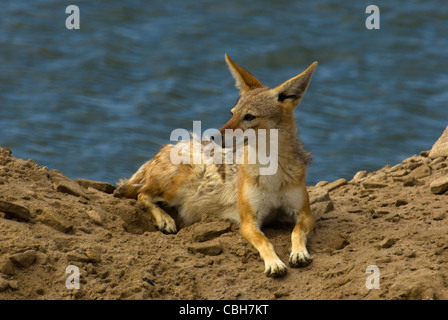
[117,54,317,277]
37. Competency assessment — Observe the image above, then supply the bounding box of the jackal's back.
[116,141,240,224]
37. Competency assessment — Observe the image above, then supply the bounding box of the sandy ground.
[1,127,447,300]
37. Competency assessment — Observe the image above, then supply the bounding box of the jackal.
[116,54,318,277]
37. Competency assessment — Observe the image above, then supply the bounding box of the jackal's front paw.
[264,259,287,277]
[289,251,313,268]
[154,215,177,234]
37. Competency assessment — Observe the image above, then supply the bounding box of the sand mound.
[1,127,447,300]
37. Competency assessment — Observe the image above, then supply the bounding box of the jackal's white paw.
[155,215,177,234]
[264,258,287,277]
[289,250,313,268]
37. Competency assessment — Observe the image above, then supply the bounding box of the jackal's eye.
[243,114,256,121]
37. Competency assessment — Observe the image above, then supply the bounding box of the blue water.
[1,0,447,185]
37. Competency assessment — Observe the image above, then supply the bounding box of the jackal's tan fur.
[117,54,318,277]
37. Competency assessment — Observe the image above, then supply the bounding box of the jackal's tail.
[114,176,143,199]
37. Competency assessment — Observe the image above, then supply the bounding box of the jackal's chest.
[248,169,305,209]
[260,182,304,210]
[245,181,305,227]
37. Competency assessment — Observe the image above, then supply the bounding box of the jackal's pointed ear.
[225,54,264,95]
[273,62,318,109]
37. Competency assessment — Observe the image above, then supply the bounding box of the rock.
[390,169,409,177]
[385,214,401,223]
[403,177,423,187]
[49,169,88,198]
[75,179,116,194]
[380,238,398,249]
[188,240,222,256]
[324,178,347,192]
[85,210,103,225]
[56,184,83,198]
[66,251,90,263]
[359,189,372,198]
[315,181,328,187]
[36,287,45,296]
[430,176,448,194]
[7,280,18,290]
[85,248,102,263]
[405,162,423,171]
[48,169,69,183]
[0,278,10,292]
[191,221,232,242]
[351,171,367,183]
[35,252,48,265]
[402,154,425,165]
[37,209,73,233]
[410,164,431,179]
[273,290,290,299]
[0,147,12,156]
[308,187,331,205]
[0,258,15,275]
[372,210,389,219]
[389,163,402,172]
[395,199,408,207]
[348,207,363,213]
[430,157,445,166]
[362,180,387,189]
[9,250,36,268]
[433,161,447,171]
[428,125,448,159]
[334,238,350,250]
[433,212,445,221]
[326,234,350,252]
[371,171,387,181]
[311,201,334,217]
[0,200,32,222]
[420,150,430,157]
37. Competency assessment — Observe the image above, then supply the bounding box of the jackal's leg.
[241,219,287,277]
[138,193,177,234]
[289,194,315,268]
[238,190,286,277]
